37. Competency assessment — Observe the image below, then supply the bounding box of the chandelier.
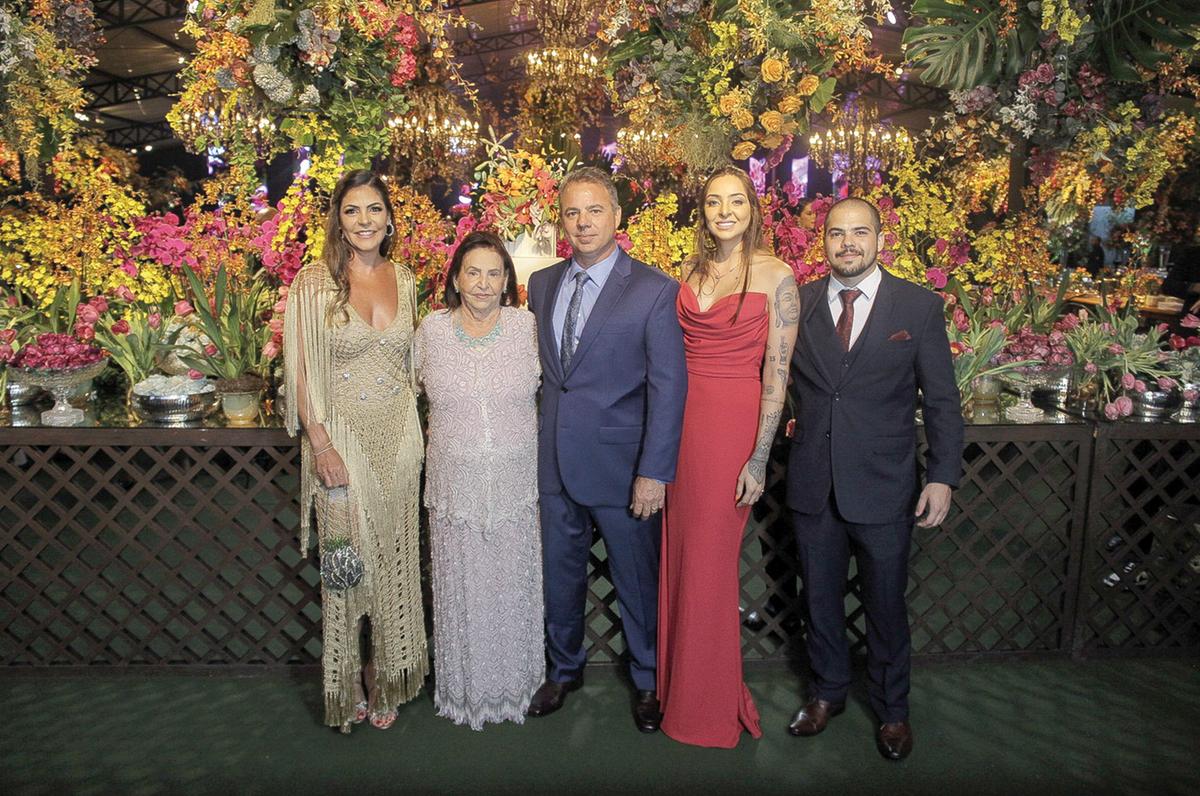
[615,122,678,174]
[808,102,912,190]
[388,85,480,182]
[525,45,602,84]
[172,91,276,156]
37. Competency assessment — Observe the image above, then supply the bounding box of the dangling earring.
[386,221,395,237]
[702,230,717,252]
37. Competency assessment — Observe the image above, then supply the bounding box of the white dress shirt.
[827,265,882,349]
[551,245,620,357]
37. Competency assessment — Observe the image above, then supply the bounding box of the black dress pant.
[792,494,913,723]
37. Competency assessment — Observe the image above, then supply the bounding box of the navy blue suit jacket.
[528,249,687,507]
[786,268,964,524]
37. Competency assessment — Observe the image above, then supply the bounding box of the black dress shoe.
[526,677,583,718]
[876,721,913,761]
[633,689,662,733]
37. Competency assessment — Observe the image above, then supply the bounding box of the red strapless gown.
[658,283,767,748]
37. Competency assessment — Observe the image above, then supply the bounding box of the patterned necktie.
[835,288,862,352]
[560,271,589,370]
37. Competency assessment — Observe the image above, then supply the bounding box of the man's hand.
[630,476,666,520]
[915,482,952,528]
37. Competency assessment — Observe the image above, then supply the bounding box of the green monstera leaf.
[1090,0,1200,82]
[902,0,1037,90]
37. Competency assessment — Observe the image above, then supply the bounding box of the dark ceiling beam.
[454,27,541,57]
[93,0,186,29]
[84,70,181,109]
[105,119,178,148]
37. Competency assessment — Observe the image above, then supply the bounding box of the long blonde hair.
[686,165,765,323]
[321,170,395,325]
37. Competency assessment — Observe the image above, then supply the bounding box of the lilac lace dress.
[415,306,545,730]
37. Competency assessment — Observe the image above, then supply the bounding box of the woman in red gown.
[658,166,800,748]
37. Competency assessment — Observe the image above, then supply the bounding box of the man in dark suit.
[525,167,687,732]
[785,197,963,760]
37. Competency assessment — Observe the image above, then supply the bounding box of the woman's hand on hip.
[315,447,350,488]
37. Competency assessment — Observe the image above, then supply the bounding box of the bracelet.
[312,442,334,457]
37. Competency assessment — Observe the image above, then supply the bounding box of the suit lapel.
[538,260,570,381]
[564,249,632,379]
[839,268,897,385]
[801,276,836,389]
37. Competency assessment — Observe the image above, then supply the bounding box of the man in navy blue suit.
[525,167,687,732]
[785,198,963,760]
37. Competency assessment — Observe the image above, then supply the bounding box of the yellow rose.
[759,110,784,134]
[796,75,821,97]
[718,92,742,116]
[732,141,757,160]
[760,57,786,84]
[731,108,755,130]
[762,134,783,150]
[778,95,804,115]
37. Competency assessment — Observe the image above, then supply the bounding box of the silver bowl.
[130,390,219,425]
[6,379,47,406]
[1130,386,1182,419]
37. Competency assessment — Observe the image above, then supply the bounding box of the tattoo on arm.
[748,406,781,482]
[774,276,800,329]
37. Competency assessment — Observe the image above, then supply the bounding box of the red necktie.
[835,288,862,352]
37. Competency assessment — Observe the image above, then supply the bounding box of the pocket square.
[888,330,912,342]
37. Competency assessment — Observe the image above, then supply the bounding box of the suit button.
[833,392,840,400]
[825,432,831,439]
[561,386,568,393]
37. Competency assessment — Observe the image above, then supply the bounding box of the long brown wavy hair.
[686,165,765,323]
[321,170,396,325]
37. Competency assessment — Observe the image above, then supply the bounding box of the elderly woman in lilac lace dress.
[414,231,545,730]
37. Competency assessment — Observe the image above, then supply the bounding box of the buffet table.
[2,396,1197,669]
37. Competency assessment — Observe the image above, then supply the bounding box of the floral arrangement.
[606,0,888,173]
[0,1,101,184]
[472,135,572,241]
[87,298,177,386]
[621,192,693,280]
[169,0,468,167]
[10,331,103,371]
[386,182,455,312]
[761,189,832,285]
[176,264,276,387]
[1062,307,1184,419]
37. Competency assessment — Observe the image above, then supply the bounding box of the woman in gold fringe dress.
[283,170,426,733]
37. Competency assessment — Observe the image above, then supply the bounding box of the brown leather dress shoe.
[633,690,662,733]
[876,721,913,760]
[787,698,845,736]
[526,677,583,718]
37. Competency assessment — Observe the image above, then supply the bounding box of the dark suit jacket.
[786,268,964,524]
[528,249,687,507]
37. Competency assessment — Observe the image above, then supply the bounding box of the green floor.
[1,658,1197,795]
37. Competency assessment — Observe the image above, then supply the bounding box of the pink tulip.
[1157,377,1176,391]
[114,286,136,302]
[148,312,162,330]
[204,343,218,356]
[1121,373,1136,390]
[272,298,288,315]
[1104,402,1120,421]
[4,296,17,308]
[262,340,280,359]
[1084,362,1098,374]
[0,328,15,345]
[1108,343,1124,354]
[77,304,100,325]
[1183,389,1199,402]
[1115,396,1133,416]
[75,324,95,341]
[89,296,108,314]
[187,369,204,380]
[1133,379,1147,393]
[174,300,194,317]
[1181,313,1199,329]
[111,319,131,335]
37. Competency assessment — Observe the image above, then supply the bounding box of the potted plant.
[175,263,274,425]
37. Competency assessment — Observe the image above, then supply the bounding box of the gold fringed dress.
[283,262,427,728]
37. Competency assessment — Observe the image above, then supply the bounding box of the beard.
[829,247,876,280]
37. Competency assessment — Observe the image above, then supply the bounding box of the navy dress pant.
[792,495,913,723]
[540,491,661,691]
